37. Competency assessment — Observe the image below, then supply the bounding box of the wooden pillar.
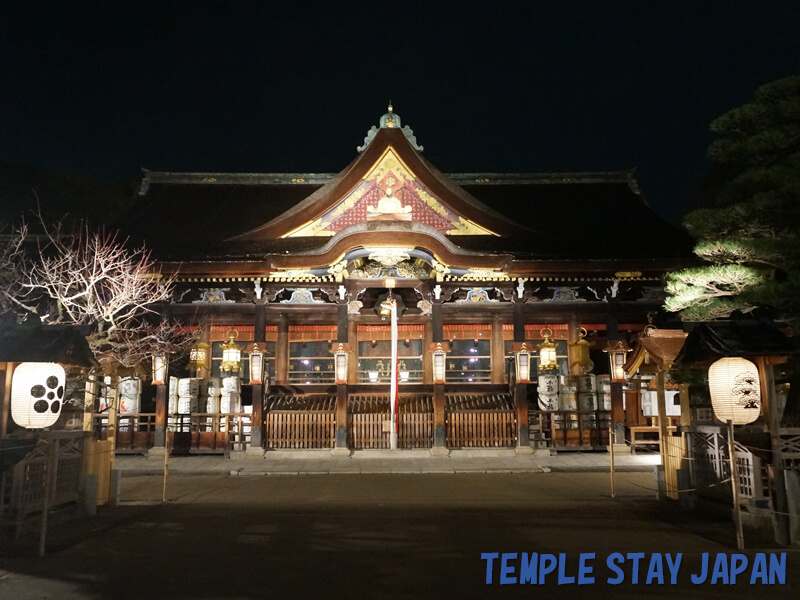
[491,315,505,385]
[512,301,525,343]
[275,314,289,385]
[347,319,357,385]
[422,319,433,384]
[610,382,625,443]
[514,382,531,450]
[567,313,581,375]
[625,388,642,427]
[431,300,446,450]
[757,357,791,545]
[433,383,446,450]
[153,384,167,448]
[0,364,13,439]
[333,301,351,452]
[656,370,668,467]
[335,383,348,451]
[678,383,691,427]
[250,304,267,449]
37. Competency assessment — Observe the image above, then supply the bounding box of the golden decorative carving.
[447,216,497,236]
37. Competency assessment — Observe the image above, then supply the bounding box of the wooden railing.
[529,410,611,449]
[399,413,434,449]
[265,410,335,449]
[92,413,156,453]
[446,410,516,448]
[348,413,387,449]
[169,414,252,454]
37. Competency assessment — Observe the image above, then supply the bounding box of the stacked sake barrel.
[537,374,559,411]
[117,377,141,414]
[220,377,240,414]
[177,378,200,414]
[598,375,612,410]
[203,377,222,414]
[577,374,597,429]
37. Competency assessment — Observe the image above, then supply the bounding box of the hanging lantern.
[189,341,211,371]
[512,341,532,382]
[11,362,66,429]
[569,327,594,373]
[537,328,558,371]
[220,329,243,373]
[708,357,762,425]
[249,343,265,384]
[430,342,449,384]
[152,353,168,385]
[603,340,630,383]
[332,343,350,384]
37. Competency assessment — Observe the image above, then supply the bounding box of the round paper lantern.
[11,362,66,429]
[708,357,762,425]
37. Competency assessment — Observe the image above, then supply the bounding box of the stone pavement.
[114,448,662,476]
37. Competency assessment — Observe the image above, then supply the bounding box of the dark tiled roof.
[123,170,694,262]
[0,325,98,367]
[675,320,799,365]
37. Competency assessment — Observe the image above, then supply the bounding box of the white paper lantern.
[708,357,762,425]
[11,362,66,429]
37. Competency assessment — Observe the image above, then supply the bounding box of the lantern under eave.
[512,341,532,383]
[603,340,631,383]
[708,357,762,425]
[537,328,558,371]
[248,343,265,384]
[11,362,66,429]
[189,342,211,372]
[430,342,449,384]
[152,353,168,385]
[220,329,243,373]
[332,343,350,384]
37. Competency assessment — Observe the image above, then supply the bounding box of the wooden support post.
[491,315,505,384]
[656,370,669,468]
[422,319,433,384]
[347,319,357,385]
[515,382,532,452]
[153,384,167,448]
[334,383,349,452]
[757,357,791,545]
[250,305,267,450]
[433,383,446,450]
[678,383,692,428]
[276,314,289,385]
[0,363,13,439]
[610,382,625,444]
[567,313,580,374]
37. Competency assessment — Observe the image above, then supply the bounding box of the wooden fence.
[663,433,686,500]
[446,410,516,448]
[265,411,335,449]
[399,413,434,449]
[347,413,434,449]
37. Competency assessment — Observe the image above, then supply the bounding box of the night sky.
[1,1,798,223]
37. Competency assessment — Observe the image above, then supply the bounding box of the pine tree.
[665,74,800,323]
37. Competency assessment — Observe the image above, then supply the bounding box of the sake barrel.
[118,396,139,414]
[559,375,579,392]
[220,393,240,414]
[205,396,219,414]
[578,392,597,411]
[168,376,178,399]
[538,374,559,394]
[578,374,596,393]
[168,396,177,415]
[222,376,241,394]
[177,396,197,414]
[559,391,577,411]
[581,413,598,429]
[601,393,612,411]
[204,377,222,397]
[178,378,199,397]
[597,375,611,392]
[538,393,559,411]
[118,377,140,397]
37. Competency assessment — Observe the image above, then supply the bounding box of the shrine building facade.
[120,106,694,455]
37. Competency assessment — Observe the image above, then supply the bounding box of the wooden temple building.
[116,106,694,455]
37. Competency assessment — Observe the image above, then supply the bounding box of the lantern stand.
[708,356,763,551]
[248,343,267,453]
[511,342,534,452]
[149,352,171,502]
[429,341,450,453]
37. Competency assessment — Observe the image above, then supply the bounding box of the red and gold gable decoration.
[284,148,496,237]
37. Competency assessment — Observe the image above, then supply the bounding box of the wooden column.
[431,300,446,449]
[625,388,643,427]
[275,314,289,385]
[610,382,625,443]
[514,382,531,450]
[250,304,267,449]
[153,384,168,448]
[422,319,433,384]
[656,370,669,467]
[567,313,580,374]
[512,301,525,343]
[0,364,12,439]
[491,315,505,384]
[678,383,691,427]
[347,319,357,385]
[757,357,791,545]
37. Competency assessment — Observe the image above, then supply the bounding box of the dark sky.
[1,1,798,222]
